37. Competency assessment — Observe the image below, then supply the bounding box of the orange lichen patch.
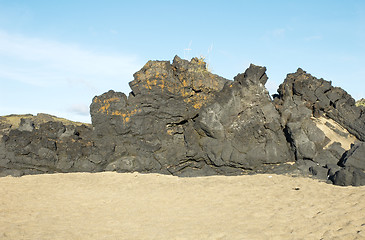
[139,71,171,91]
[197,57,206,65]
[99,103,110,113]
[112,111,122,116]
[146,79,158,89]
[192,102,203,109]
[94,96,116,104]
[133,63,224,110]
[120,109,141,123]
[193,94,209,109]
[159,80,165,90]
[103,97,120,103]
[97,97,123,114]
[166,129,174,135]
[183,93,210,109]
[182,79,188,87]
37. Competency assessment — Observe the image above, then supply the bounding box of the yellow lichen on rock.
[97,97,124,114]
[103,97,120,103]
[99,103,110,113]
[166,129,174,135]
[112,111,122,116]
[120,109,141,123]
[183,93,209,109]
[129,57,226,111]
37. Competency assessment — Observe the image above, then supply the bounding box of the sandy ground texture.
[0,172,364,240]
[313,116,357,150]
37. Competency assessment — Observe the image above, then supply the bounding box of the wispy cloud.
[68,104,90,116]
[0,30,142,122]
[0,30,141,90]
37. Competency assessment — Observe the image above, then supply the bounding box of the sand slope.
[0,172,364,240]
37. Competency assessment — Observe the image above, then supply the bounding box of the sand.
[0,172,364,240]
[313,116,357,150]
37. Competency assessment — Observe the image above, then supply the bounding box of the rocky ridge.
[1,56,364,186]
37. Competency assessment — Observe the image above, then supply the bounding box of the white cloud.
[0,30,141,90]
[0,30,142,122]
[68,104,90,116]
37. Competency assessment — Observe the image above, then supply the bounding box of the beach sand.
[0,172,364,240]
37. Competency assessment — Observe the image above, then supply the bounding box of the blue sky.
[1,0,364,123]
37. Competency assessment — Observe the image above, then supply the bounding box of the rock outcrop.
[89,57,293,176]
[1,56,364,186]
[274,68,365,185]
[0,114,96,176]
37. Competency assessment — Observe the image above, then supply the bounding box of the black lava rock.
[1,56,364,186]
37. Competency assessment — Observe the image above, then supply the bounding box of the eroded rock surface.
[0,114,96,176]
[274,68,365,185]
[1,56,364,186]
[193,64,292,173]
[88,58,293,176]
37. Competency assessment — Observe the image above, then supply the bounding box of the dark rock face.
[330,167,365,186]
[193,64,292,171]
[274,68,365,185]
[276,68,365,141]
[0,116,97,176]
[90,56,230,175]
[339,142,365,171]
[276,69,334,162]
[89,58,292,176]
[1,56,364,186]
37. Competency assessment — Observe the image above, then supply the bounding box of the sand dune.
[0,172,364,240]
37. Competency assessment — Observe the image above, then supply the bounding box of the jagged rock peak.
[173,55,208,71]
[128,55,228,108]
[296,68,306,74]
[276,67,365,141]
[233,64,268,86]
[90,56,231,139]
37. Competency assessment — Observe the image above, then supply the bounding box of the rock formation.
[0,114,95,176]
[0,56,364,186]
[274,68,365,185]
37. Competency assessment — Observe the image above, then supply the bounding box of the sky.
[0,0,364,123]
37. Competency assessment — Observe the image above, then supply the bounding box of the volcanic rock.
[193,64,292,171]
[90,58,292,176]
[274,68,365,184]
[90,56,230,175]
[276,68,365,141]
[1,56,364,186]
[339,142,365,171]
[0,114,96,176]
[330,166,365,186]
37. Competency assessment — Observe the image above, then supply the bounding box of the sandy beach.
[0,172,364,240]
